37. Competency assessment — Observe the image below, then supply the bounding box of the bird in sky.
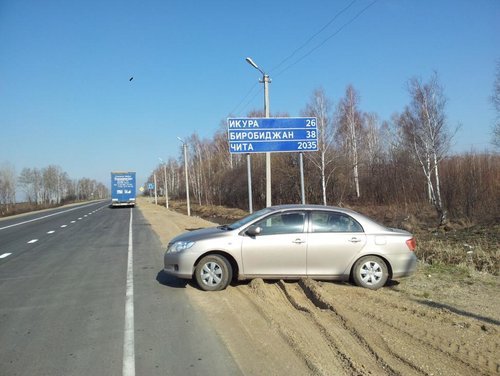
[129,77,134,81]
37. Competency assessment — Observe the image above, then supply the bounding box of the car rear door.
[306,211,366,277]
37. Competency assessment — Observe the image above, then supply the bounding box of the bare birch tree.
[42,165,65,204]
[18,168,36,203]
[398,73,453,225]
[363,113,384,166]
[337,85,363,198]
[0,162,16,213]
[301,88,336,205]
[187,133,210,206]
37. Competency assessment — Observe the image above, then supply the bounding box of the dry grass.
[0,200,96,219]
[416,225,499,275]
[157,198,248,223]
[347,203,499,275]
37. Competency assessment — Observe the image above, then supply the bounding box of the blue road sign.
[148,183,155,190]
[227,117,318,154]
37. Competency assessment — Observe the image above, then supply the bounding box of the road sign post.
[147,183,154,202]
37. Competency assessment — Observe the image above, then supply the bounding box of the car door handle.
[292,239,306,244]
[348,237,362,243]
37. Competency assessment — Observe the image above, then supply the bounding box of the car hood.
[169,226,234,243]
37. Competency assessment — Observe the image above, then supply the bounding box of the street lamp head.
[176,137,184,143]
[246,57,265,75]
[245,57,258,69]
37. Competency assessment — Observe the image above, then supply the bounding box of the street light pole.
[246,57,272,207]
[159,157,169,209]
[153,172,158,205]
[177,137,191,216]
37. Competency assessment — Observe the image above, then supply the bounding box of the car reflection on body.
[163,205,417,291]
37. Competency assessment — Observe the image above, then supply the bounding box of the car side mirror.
[246,225,262,237]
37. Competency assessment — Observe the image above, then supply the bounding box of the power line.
[230,0,378,116]
[269,0,358,75]
[274,0,379,78]
[229,82,259,115]
[240,86,263,114]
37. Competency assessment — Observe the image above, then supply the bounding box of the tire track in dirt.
[276,280,403,376]
[237,280,348,375]
[301,279,499,375]
[237,277,499,375]
[189,283,313,376]
[239,279,400,375]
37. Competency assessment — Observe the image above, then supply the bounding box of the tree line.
[0,163,108,215]
[149,71,499,225]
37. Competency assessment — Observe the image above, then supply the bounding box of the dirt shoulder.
[137,197,500,376]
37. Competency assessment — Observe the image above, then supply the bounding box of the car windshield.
[227,207,274,230]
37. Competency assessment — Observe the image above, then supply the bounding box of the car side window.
[255,212,305,235]
[311,212,363,233]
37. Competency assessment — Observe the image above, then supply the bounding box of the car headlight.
[167,241,195,253]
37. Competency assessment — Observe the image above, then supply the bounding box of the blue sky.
[1,0,498,189]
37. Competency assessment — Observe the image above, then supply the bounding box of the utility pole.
[177,137,191,216]
[159,158,169,209]
[246,57,272,207]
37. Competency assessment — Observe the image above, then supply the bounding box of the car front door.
[240,211,307,277]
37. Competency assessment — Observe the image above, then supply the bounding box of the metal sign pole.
[300,152,306,204]
[247,154,253,213]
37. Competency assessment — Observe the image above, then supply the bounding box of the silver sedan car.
[164,205,417,291]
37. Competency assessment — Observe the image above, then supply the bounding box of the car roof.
[269,204,357,214]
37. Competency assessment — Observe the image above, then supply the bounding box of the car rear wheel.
[353,256,388,290]
[195,255,232,291]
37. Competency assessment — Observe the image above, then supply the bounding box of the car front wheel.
[195,255,232,291]
[352,256,388,290]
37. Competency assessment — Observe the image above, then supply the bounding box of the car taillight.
[406,238,416,252]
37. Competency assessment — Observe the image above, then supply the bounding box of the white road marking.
[61,225,67,228]
[78,218,82,220]
[47,231,55,234]
[122,208,135,376]
[0,202,105,231]
[0,253,12,259]
[27,239,38,244]
[71,221,76,223]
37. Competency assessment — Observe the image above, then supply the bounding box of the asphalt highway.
[0,201,241,376]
